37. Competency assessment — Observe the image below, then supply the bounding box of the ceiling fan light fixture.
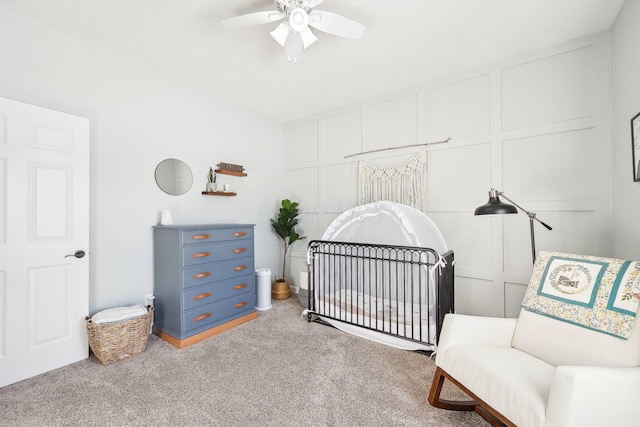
[289,7,309,32]
[300,27,318,49]
[270,22,289,47]
[222,0,364,63]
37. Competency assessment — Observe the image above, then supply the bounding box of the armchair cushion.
[438,344,553,427]
[513,251,640,368]
[512,308,640,367]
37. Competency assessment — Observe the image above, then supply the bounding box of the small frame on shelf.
[216,162,246,177]
[632,112,640,182]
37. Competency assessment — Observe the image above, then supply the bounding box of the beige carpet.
[0,298,486,426]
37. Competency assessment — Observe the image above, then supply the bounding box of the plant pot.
[271,279,291,300]
[206,182,216,192]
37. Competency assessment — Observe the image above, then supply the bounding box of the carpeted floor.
[0,298,486,426]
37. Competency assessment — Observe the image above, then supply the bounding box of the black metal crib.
[306,240,455,352]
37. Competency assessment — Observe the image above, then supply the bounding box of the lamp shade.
[474,190,517,215]
[270,22,289,47]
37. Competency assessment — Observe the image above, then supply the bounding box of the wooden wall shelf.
[202,191,237,197]
[203,168,245,196]
[216,169,247,177]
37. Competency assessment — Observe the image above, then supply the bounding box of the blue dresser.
[152,224,257,348]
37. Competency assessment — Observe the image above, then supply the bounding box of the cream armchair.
[428,252,640,427]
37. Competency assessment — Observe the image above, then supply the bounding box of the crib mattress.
[316,289,437,347]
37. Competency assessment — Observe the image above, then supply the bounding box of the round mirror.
[155,159,193,195]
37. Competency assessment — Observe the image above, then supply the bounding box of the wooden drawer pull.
[233,283,249,290]
[193,292,212,301]
[234,301,248,309]
[193,251,211,258]
[193,272,212,280]
[233,248,248,254]
[194,313,212,322]
[192,234,211,240]
[233,232,247,237]
[233,265,248,272]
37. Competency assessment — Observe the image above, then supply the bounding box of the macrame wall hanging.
[358,150,428,211]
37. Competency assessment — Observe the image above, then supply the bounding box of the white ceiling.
[1,0,625,122]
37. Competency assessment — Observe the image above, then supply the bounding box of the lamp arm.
[498,192,553,231]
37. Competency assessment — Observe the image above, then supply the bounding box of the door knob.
[65,250,86,259]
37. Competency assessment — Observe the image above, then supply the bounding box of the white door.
[0,97,89,387]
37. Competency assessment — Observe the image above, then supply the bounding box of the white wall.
[285,33,612,317]
[611,0,640,261]
[0,4,285,312]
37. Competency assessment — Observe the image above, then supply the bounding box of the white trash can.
[255,268,272,311]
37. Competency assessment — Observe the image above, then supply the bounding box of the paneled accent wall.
[0,270,5,357]
[285,33,611,317]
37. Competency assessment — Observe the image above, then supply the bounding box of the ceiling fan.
[221,0,365,63]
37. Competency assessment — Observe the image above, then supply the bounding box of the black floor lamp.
[474,189,552,264]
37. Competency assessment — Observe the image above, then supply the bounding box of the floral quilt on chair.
[521,251,640,339]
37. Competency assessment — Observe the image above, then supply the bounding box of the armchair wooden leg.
[427,366,514,427]
[475,405,509,427]
[428,367,477,411]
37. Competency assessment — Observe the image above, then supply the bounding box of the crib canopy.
[321,201,448,254]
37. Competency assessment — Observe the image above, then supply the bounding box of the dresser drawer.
[182,258,254,289]
[182,276,254,311]
[181,227,253,245]
[182,292,256,333]
[182,240,254,267]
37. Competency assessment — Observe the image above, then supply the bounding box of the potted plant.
[206,167,216,192]
[270,199,305,299]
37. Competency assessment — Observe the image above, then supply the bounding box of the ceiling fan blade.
[300,27,318,49]
[221,11,285,29]
[308,10,364,39]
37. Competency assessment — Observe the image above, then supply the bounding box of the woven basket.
[86,306,153,365]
